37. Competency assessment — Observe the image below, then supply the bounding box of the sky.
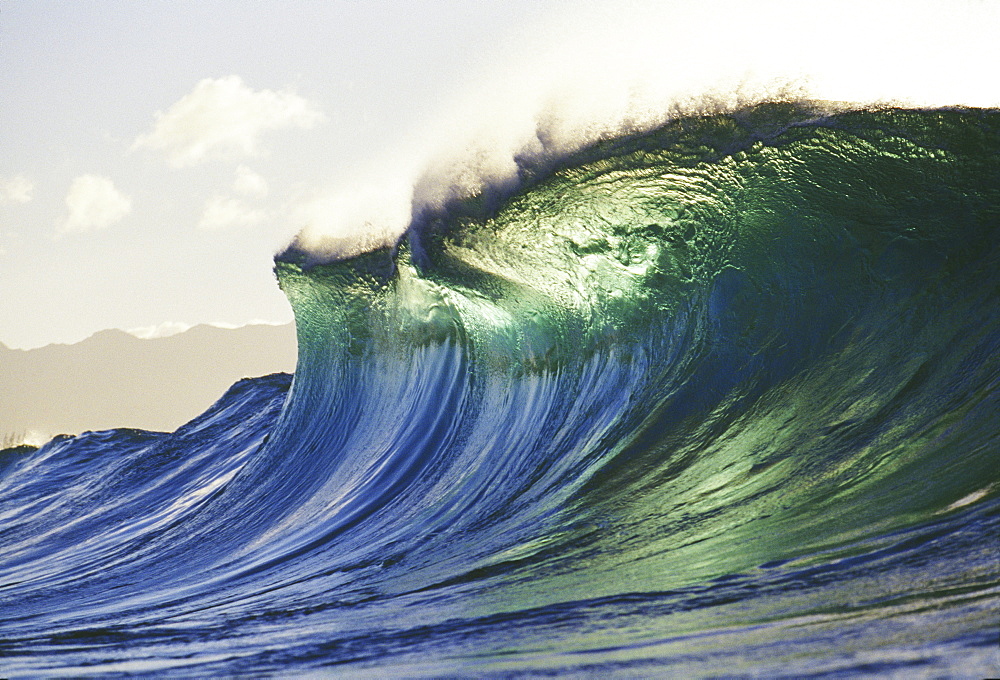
[2,0,998,349]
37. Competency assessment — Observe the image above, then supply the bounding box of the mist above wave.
[279,0,1000,265]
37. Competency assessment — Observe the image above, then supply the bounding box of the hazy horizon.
[1,319,294,351]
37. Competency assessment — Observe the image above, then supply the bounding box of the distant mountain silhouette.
[0,323,296,444]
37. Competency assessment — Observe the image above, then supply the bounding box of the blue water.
[2,103,998,677]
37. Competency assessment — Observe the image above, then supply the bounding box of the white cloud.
[0,175,34,205]
[208,319,287,329]
[133,76,324,167]
[127,319,286,339]
[127,321,193,339]
[199,195,267,230]
[60,175,132,233]
[233,165,268,198]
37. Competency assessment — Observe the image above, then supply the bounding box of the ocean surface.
[2,103,998,677]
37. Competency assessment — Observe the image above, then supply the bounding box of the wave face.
[3,104,999,677]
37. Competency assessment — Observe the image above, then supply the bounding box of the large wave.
[2,103,998,677]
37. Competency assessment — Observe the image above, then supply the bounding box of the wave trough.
[2,103,999,677]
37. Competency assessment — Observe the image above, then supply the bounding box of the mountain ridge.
[0,322,297,445]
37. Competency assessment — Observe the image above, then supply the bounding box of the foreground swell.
[2,104,999,677]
